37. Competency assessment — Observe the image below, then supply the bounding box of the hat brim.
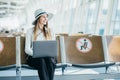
[32,13,53,25]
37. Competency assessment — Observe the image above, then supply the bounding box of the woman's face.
[38,14,48,25]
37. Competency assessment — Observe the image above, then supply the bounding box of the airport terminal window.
[97,0,109,35]
[51,0,82,34]
[99,23,105,35]
[98,9,107,35]
[111,0,120,35]
[98,0,109,35]
[1,0,120,36]
[84,0,99,34]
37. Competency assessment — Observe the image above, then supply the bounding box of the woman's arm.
[25,28,33,56]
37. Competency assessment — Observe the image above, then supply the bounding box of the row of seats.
[56,35,116,74]
[0,35,120,74]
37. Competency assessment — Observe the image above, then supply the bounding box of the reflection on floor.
[0,66,120,80]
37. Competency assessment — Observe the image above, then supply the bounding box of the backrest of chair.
[106,36,120,62]
[56,33,68,63]
[62,36,104,64]
[70,33,90,36]
[20,37,27,64]
[56,36,62,63]
[0,37,16,66]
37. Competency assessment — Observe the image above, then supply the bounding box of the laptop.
[33,40,58,58]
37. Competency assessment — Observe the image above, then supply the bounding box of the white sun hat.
[32,9,53,25]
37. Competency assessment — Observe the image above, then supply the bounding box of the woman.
[25,9,57,80]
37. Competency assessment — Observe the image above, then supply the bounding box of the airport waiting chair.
[20,36,68,75]
[56,33,91,74]
[59,35,115,73]
[107,36,120,62]
[55,34,69,74]
[0,37,16,70]
[106,36,120,72]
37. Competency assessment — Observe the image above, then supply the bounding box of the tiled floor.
[0,66,120,80]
